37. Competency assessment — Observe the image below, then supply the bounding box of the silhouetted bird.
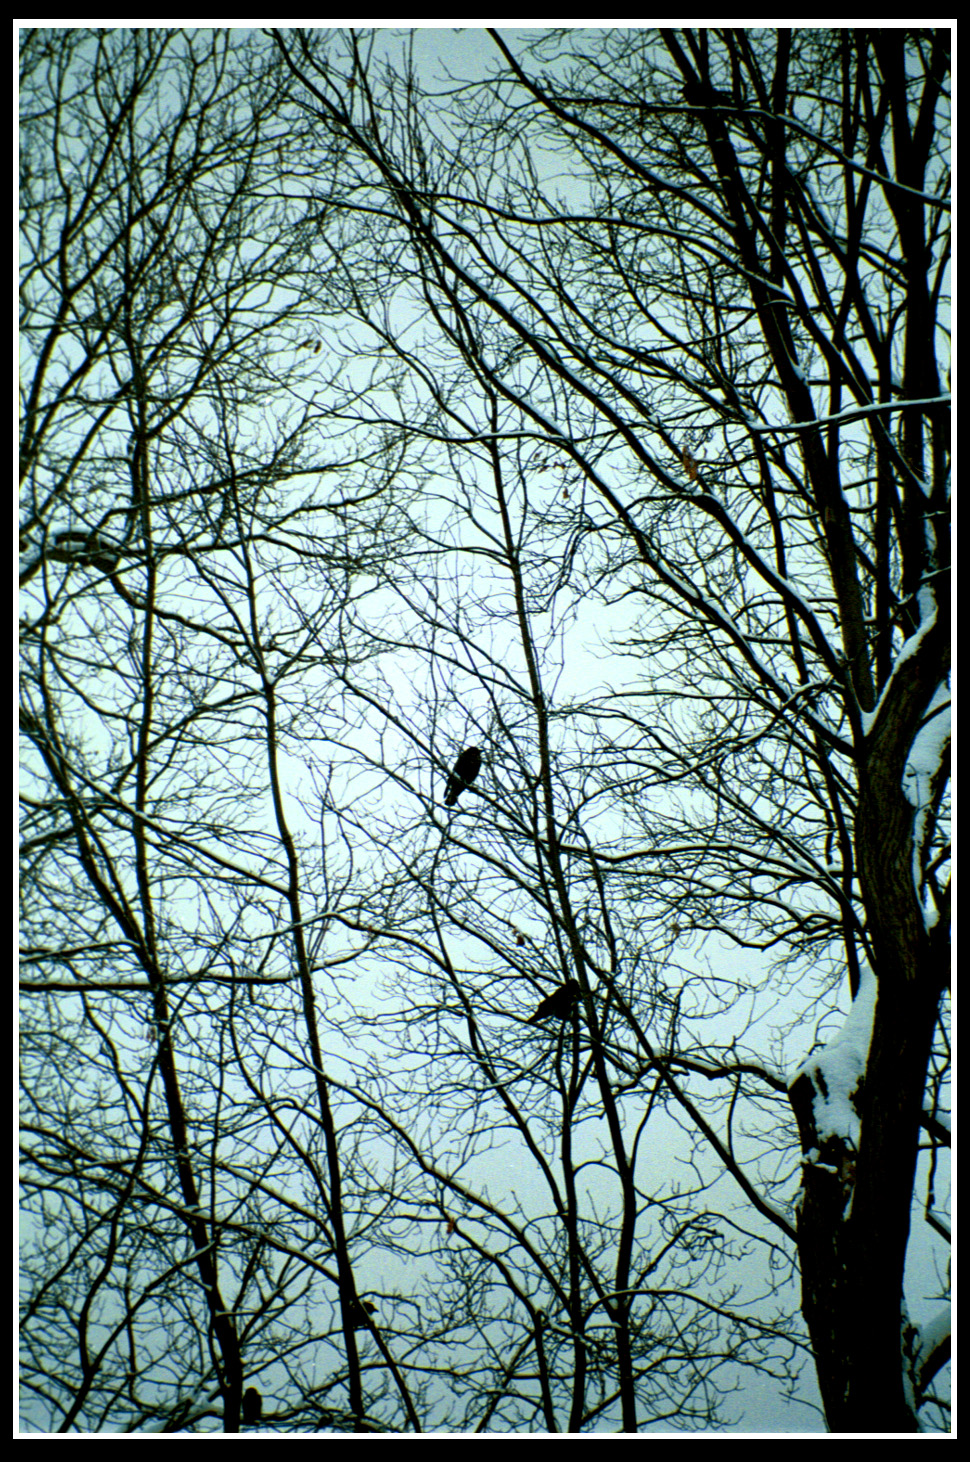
[349,1298,377,1329]
[682,80,734,109]
[444,746,482,806]
[243,1387,262,1425]
[527,979,581,1024]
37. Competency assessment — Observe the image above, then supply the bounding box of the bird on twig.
[242,1387,262,1425]
[348,1298,377,1329]
[527,979,581,1024]
[444,746,482,806]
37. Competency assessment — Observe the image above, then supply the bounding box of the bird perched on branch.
[349,1298,377,1329]
[527,979,581,1024]
[444,746,482,806]
[242,1387,262,1425]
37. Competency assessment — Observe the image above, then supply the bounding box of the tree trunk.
[791,616,948,1430]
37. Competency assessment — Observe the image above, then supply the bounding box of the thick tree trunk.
[791,980,940,1431]
[791,615,948,1431]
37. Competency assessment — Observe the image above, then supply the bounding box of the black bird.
[444,746,482,806]
[242,1387,262,1425]
[349,1298,377,1329]
[527,979,581,1024]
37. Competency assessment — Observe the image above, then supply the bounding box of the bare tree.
[19,24,803,1424]
[19,28,420,1433]
[292,410,807,1429]
[21,26,949,1434]
[270,25,950,1433]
